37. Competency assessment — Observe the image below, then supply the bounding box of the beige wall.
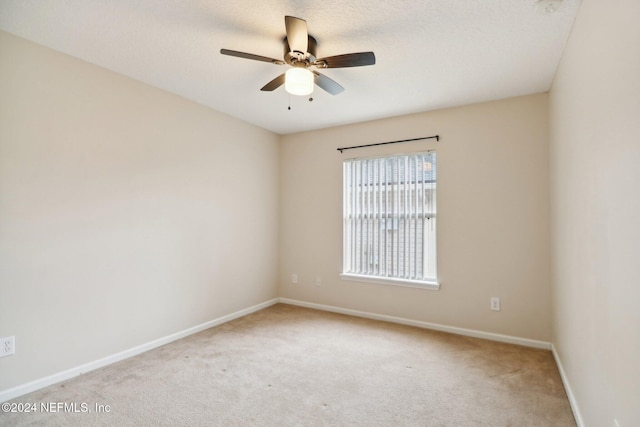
[279,93,551,341]
[549,0,640,425]
[0,31,280,391]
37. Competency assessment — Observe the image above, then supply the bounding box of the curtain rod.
[337,135,440,153]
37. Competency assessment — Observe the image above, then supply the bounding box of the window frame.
[340,150,439,291]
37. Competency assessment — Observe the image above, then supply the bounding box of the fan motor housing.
[284,35,317,65]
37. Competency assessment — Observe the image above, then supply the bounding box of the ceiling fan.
[220,16,376,96]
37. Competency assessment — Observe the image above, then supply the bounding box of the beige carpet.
[1,304,576,426]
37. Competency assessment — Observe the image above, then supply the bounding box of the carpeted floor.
[1,304,576,426]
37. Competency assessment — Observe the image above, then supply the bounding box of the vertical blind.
[343,151,437,283]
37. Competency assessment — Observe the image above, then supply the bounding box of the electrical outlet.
[0,336,15,357]
[315,277,322,287]
[614,418,621,427]
[491,297,501,311]
[291,274,298,284]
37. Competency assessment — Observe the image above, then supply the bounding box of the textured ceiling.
[0,0,581,134]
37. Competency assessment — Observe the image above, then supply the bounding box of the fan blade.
[313,71,344,95]
[315,52,376,68]
[285,16,308,53]
[220,49,284,65]
[261,74,286,91]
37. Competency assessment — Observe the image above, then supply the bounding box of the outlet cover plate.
[0,336,15,357]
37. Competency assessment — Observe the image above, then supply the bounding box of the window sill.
[340,273,440,291]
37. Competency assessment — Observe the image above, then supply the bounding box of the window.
[341,151,438,289]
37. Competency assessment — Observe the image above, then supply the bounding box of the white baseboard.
[279,298,552,350]
[551,344,584,427]
[0,298,279,403]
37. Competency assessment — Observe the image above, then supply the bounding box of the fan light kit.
[221,16,376,97]
[285,68,314,96]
